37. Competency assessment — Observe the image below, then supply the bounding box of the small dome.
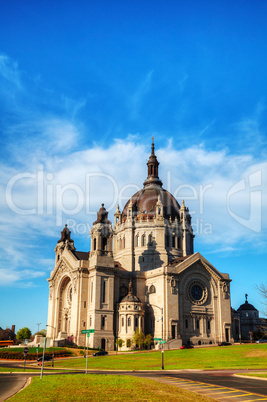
[120,278,141,303]
[237,301,257,312]
[122,184,180,221]
[121,294,141,303]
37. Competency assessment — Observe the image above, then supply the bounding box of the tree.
[16,327,32,341]
[256,284,267,338]
[256,284,267,316]
[132,329,145,349]
[144,334,153,350]
[36,329,46,337]
[115,338,124,350]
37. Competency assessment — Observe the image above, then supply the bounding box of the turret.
[90,204,113,257]
[55,224,75,263]
[143,137,163,187]
[180,200,194,256]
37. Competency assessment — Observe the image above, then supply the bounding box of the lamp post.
[148,303,164,370]
[37,323,41,333]
[46,324,56,367]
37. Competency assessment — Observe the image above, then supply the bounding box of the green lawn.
[0,367,66,373]
[237,372,267,379]
[9,374,213,401]
[0,347,67,353]
[54,344,267,371]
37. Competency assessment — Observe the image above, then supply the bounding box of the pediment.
[170,252,230,282]
[50,255,74,281]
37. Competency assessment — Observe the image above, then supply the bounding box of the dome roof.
[121,293,141,303]
[121,139,182,221]
[237,301,257,312]
[122,185,180,220]
[120,278,141,303]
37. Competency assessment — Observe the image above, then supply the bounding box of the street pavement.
[0,359,267,402]
[0,374,29,402]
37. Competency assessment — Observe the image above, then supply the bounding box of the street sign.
[81,329,95,334]
[24,347,29,354]
[87,333,90,337]
[154,338,162,341]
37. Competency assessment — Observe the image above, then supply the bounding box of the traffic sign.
[81,329,95,334]
[154,338,162,341]
[24,347,29,354]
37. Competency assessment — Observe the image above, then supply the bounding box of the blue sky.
[0,0,267,334]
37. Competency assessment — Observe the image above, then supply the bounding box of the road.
[132,370,267,401]
[0,374,28,402]
[0,361,267,402]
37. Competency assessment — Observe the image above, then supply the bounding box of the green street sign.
[154,338,162,341]
[81,329,95,334]
[87,333,90,337]
[162,341,166,344]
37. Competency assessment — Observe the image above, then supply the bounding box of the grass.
[0,347,72,354]
[53,344,267,371]
[0,367,65,373]
[237,372,267,379]
[9,374,214,401]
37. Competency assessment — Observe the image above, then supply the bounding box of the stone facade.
[47,140,233,350]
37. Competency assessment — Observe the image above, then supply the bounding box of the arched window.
[122,317,124,327]
[149,285,156,294]
[141,234,146,247]
[102,237,107,250]
[135,316,138,327]
[123,237,125,248]
[128,317,131,327]
[165,235,169,248]
[93,238,97,250]
[135,234,140,247]
[172,235,176,248]
[119,285,128,298]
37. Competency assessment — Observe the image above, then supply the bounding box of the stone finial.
[57,224,73,244]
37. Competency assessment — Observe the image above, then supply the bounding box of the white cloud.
[0,54,21,88]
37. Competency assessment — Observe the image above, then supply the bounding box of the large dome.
[122,139,180,221]
[122,184,180,221]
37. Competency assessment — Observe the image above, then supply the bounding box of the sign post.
[40,338,47,379]
[81,329,95,374]
[23,347,28,372]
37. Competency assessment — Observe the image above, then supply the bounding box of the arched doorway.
[57,276,72,335]
[101,338,106,351]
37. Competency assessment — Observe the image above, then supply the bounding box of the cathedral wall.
[178,262,217,345]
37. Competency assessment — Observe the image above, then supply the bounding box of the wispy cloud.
[0,54,21,88]
[130,70,154,118]
[0,54,266,288]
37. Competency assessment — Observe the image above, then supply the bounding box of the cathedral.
[46,140,233,350]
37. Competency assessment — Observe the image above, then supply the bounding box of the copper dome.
[122,184,180,221]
